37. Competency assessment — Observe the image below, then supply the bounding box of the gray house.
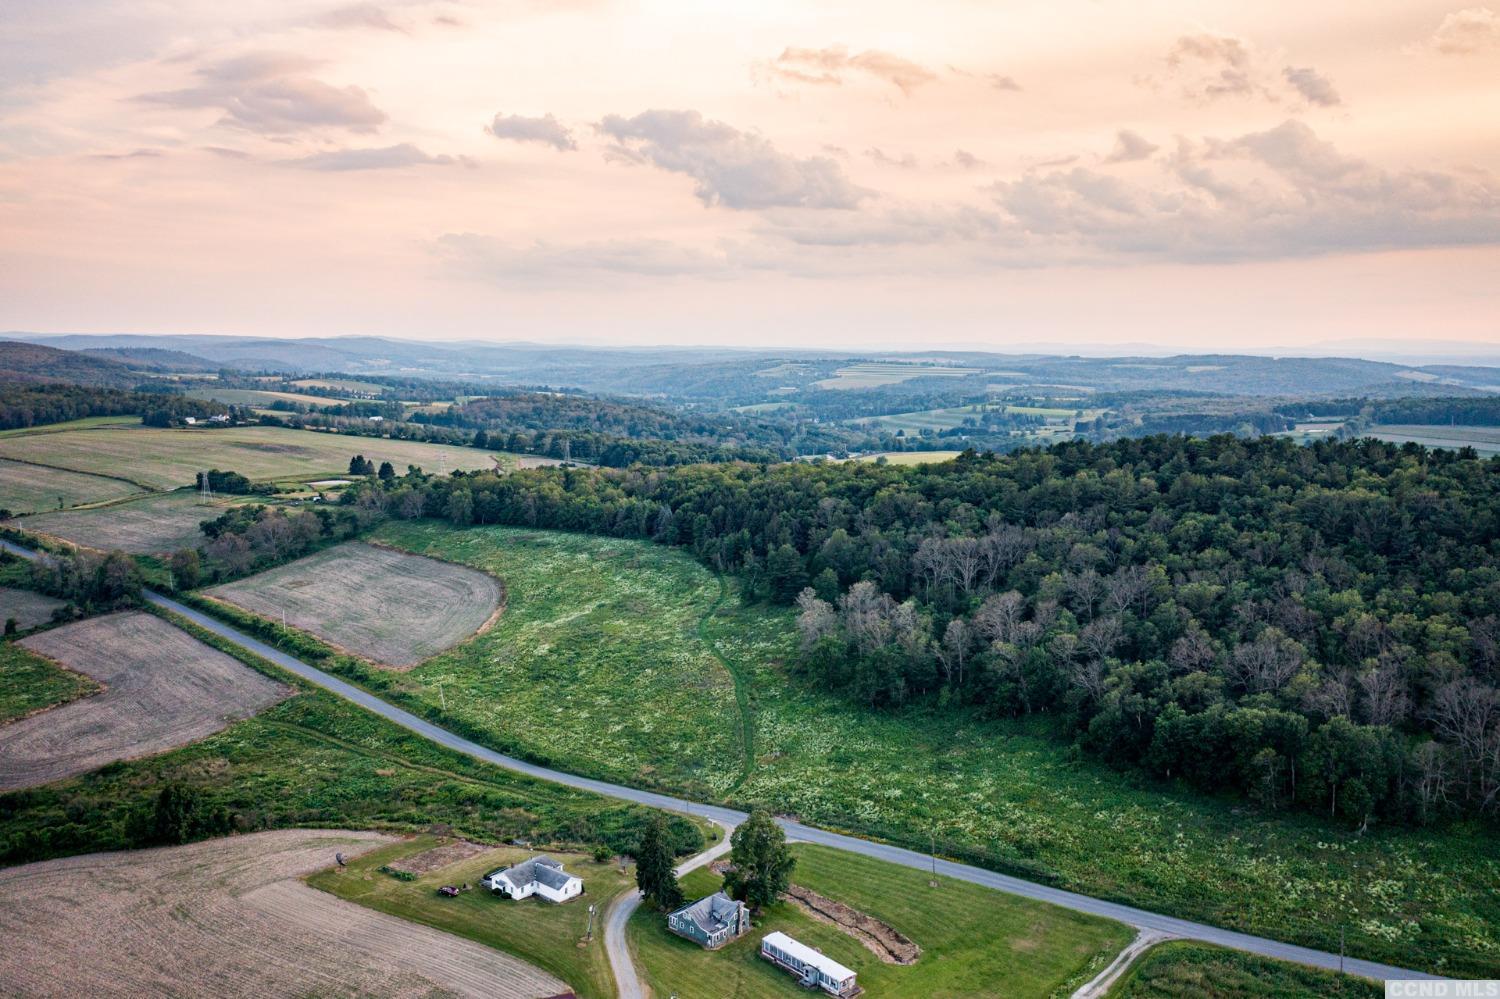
[666,891,750,949]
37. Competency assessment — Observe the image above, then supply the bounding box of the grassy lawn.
[0,457,143,514]
[1107,941,1382,998]
[0,642,99,724]
[309,836,631,999]
[359,523,1500,977]
[630,844,1131,998]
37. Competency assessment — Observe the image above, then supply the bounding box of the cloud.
[1104,130,1159,164]
[987,73,1022,92]
[1283,66,1341,107]
[990,120,1500,263]
[596,109,868,210]
[436,232,728,281]
[1165,34,1258,100]
[318,4,406,32]
[865,147,918,169]
[282,142,464,170]
[137,51,386,135]
[1425,7,1500,54]
[951,149,986,169]
[769,45,938,95]
[486,112,576,151]
[89,148,165,161]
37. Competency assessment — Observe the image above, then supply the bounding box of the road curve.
[604,820,735,999]
[0,539,1440,983]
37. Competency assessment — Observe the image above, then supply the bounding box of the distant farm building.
[666,891,750,949]
[481,856,583,903]
[760,932,859,996]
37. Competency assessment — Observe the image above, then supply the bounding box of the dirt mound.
[387,838,490,875]
[784,884,922,965]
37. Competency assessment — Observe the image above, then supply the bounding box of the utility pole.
[438,682,447,712]
[1339,925,1345,975]
[586,904,596,942]
[929,830,938,887]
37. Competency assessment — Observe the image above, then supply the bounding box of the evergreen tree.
[378,461,396,481]
[635,814,684,912]
[723,808,794,913]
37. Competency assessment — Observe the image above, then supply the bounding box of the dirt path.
[0,612,291,791]
[0,829,568,998]
[1071,930,1175,999]
[699,574,756,789]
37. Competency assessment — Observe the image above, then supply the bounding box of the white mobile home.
[760,932,859,996]
[481,856,582,903]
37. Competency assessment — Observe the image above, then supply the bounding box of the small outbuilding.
[760,932,859,996]
[481,856,583,903]
[666,891,750,950]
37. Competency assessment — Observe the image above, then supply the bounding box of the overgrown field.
[0,829,565,999]
[0,457,142,514]
[0,424,500,490]
[372,522,746,798]
[1107,941,1382,998]
[310,836,632,999]
[16,491,253,554]
[206,542,502,668]
[364,523,1500,977]
[0,642,98,724]
[1,612,291,791]
[630,843,1130,998]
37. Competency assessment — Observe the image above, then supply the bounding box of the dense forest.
[0,383,225,431]
[220,435,1500,830]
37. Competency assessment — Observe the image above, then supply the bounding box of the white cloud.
[137,52,386,135]
[1283,66,1341,107]
[1425,7,1500,54]
[597,109,868,210]
[768,46,938,95]
[1104,130,1159,164]
[283,142,463,170]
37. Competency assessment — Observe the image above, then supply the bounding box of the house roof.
[490,855,576,890]
[762,932,856,982]
[669,891,744,935]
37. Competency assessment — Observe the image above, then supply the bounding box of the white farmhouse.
[481,856,583,903]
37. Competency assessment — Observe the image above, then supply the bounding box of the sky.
[0,0,1497,351]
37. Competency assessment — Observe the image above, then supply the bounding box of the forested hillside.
[301,436,1500,830]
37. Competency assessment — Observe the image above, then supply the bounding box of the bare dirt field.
[0,829,568,999]
[205,542,503,668]
[0,612,291,791]
[0,458,142,514]
[16,491,253,554]
[386,838,491,875]
[0,587,65,631]
[0,424,501,491]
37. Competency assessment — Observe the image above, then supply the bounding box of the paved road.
[0,539,1441,983]
[603,820,735,999]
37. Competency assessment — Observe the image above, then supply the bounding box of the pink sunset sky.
[1,0,1497,349]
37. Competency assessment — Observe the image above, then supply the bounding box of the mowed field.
[310,836,635,999]
[0,829,569,999]
[0,424,501,491]
[370,523,1500,976]
[205,542,503,668]
[186,386,347,407]
[630,844,1130,999]
[16,491,254,554]
[1368,424,1500,456]
[814,362,983,389]
[0,612,290,790]
[0,586,65,631]
[0,458,142,514]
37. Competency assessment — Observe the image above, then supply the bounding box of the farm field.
[205,542,503,668]
[292,377,387,393]
[853,401,1097,436]
[0,423,501,491]
[857,450,964,465]
[630,843,1130,998]
[1368,424,1500,456]
[0,642,98,725]
[814,362,983,390]
[0,829,568,999]
[16,490,254,554]
[369,522,745,799]
[1107,941,1381,998]
[0,415,140,438]
[187,386,346,407]
[0,457,142,514]
[0,612,290,790]
[0,586,65,632]
[364,524,1500,977]
[310,835,634,999]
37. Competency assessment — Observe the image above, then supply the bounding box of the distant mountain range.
[3,333,1498,401]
